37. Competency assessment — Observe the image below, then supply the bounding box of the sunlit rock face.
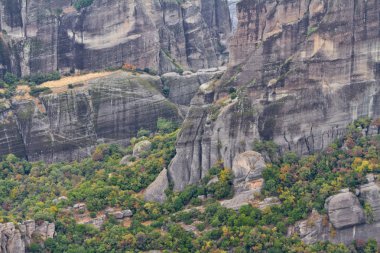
[0,0,231,76]
[169,0,380,191]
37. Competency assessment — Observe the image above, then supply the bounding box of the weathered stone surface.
[81,215,106,230]
[360,182,380,222]
[326,191,365,229]
[221,151,266,210]
[168,0,380,191]
[161,68,225,106]
[291,187,380,245]
[256,197,281,210]
[169,95,258,191]
[144,168,169,203]
[290,210,325,245]
[207,176,219,186]
[73,203,86,211]
[220,190,255,210]
[122,209,133,218]
[110,211,124,220]
[228,0,239,30]
[232,151,266,191]
[133,140,152,158]
[0,220,54,253]
[0,0,231,77]
[0,72,181,162]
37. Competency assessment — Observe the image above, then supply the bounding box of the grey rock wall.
[168,0,380,191]
[0,0,231,77]
[0,68,222,163]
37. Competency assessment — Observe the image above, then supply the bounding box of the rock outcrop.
[360,176,380,222]
[0,0,231,77]
[0,220,55,253]
[221,151,265,209]
[144,168,169,203]
[133,140,152,158]
[0,66,224,163]
[168,0,380,190]
[290,180,380,245]
[325,190,366,229]
[0,71,180,162]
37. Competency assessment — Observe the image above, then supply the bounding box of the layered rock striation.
[0,67,222,162]
[168,0,380,190]
[0,0,231,76]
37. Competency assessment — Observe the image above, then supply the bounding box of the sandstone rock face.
[0,220,54,253]
[144,168,169,203]
[0,72,181,162]
[0,0,231,77]
[168,0,380,190]
[133,140,152,157]
[325,191,365,229]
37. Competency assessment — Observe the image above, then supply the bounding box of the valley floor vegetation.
[1,118,380,252]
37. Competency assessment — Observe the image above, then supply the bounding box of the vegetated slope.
[1,118,380,252]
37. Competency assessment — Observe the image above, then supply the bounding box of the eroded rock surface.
[325,190,365,229]
[168,0,380,191]
[0,72,181,162]
[133,140,152,158]
[0,220,55,253]
[360,178,380,222]
[144,168,169,203]
[221,151,265,209]
[291,184,380,245]
[0,0,231,76]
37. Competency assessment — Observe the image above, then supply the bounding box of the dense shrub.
[73,0,94,10]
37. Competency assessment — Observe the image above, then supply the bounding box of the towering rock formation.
[168,0,380,190]
[0,68,223,162]
[0,0,231,76]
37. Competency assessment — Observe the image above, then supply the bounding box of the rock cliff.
[0,220,54,253]
[168,0,380,190]
[0,0,231,76]
[0,68,222,162]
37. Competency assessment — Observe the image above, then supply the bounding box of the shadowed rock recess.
[168,0,380,191]
[0,0,231,76]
